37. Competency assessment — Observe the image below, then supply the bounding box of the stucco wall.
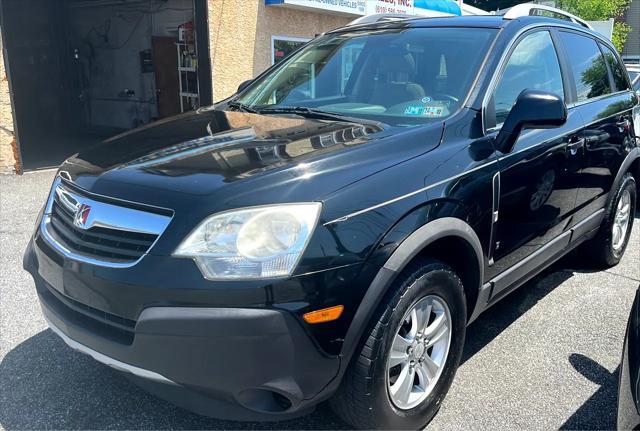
[208,0,350,101]
[0,33,17,173]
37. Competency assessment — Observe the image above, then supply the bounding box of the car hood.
[59,108,443,212]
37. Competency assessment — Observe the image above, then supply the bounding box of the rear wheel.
[330,259,466,429]
[586,173,636,267]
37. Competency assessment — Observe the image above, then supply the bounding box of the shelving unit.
[176,41,199,112]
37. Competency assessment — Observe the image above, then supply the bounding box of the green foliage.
[556,0,632,51]
[556,0,631,20]
[612,22,632,52]
[468,0,633,52]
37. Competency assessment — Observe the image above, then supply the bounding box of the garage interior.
[1,0,212,171]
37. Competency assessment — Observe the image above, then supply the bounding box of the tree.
[551,0,631,52]
[467,0,632,52]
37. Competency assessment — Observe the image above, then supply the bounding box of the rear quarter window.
[599,43,630,92]
[559,31,611,102]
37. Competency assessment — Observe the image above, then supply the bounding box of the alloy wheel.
[612,189,632,252]
[386,295,452,410]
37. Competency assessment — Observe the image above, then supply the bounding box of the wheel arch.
[608,147,640,213]
[337,217,487,379]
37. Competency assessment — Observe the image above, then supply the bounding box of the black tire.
[330,258,466,430]
[586,173,636,268]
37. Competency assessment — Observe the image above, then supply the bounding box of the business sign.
[366,0,416,15]
[265,0,461,16]
[265,0,366,16]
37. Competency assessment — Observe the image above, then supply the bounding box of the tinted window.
[559,32,611,102]
[238,28,497,126]
[492,31,564,125]
[273,38,308,64]
[599,43,629,91]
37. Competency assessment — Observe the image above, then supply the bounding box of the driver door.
[485,30,583,296]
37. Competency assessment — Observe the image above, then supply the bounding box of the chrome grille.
[41,178,172,267]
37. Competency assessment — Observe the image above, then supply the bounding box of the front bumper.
[25,239,341,420]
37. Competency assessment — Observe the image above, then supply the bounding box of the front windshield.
[237,27,497,126]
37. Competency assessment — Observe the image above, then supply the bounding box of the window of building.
[491,31,565,126]
[599,42,630,92]
[272,36,310,64]
[559,31,611,102]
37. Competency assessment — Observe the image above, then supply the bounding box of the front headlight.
[174,203,321,280]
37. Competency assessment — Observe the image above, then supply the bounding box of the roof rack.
[346,13,422,27]
[496,3,593,30]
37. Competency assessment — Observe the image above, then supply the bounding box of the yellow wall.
[207,0,350,101]
[0,34,17,173]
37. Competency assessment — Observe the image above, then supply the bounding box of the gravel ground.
[1,170,638,430]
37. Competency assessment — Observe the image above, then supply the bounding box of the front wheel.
[586,172,636,267]
[330,259,466,429]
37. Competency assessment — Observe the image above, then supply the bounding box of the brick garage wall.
[207,0,350,101]
[0,33,17,173]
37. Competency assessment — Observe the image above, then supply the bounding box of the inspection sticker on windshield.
[423,106,444,117]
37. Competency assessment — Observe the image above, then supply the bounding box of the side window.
[558,32,611,102]
[599,43,630,92]
[492,31,564,126]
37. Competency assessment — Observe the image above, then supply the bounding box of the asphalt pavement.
[1,170,638,430]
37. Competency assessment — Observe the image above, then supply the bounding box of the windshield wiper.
[258,106,344,120]
[227,101,259,113]
[257,106,384,127]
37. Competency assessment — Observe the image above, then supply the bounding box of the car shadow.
[0,329,352,430]
[461,267,574,364]
[0,266,576,430]
[2,209,636,430]
[559,354,619,430]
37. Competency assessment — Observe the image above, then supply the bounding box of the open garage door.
[0,0,212,171]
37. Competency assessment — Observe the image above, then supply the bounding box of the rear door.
[555,31,638,231]
[484,29,583,292]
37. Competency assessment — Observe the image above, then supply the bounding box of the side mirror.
[494,89,567,154]
[237,79,253,94]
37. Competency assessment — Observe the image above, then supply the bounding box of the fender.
[606,147,640,212]
[337,217,486,379]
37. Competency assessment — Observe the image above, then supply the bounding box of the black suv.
[24,15,639,429]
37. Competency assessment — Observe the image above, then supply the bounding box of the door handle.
[567,138,585,155]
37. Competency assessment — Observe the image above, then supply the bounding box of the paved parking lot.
[1,170,639,430]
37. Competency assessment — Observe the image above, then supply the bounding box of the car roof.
[328,14,592,34]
